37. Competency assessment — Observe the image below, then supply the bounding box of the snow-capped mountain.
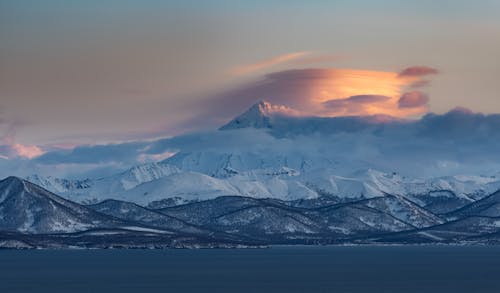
[219,100,275,130]
[24,174,92,195]
[27,161,500,207]
[27,162,181,204]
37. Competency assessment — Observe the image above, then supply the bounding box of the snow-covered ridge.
[25,162,500,207]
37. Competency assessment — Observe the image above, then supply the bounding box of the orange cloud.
[205,66,435,120]
[264,68,428,117]
[322,95,392,116]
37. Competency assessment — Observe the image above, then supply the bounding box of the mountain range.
[2,101,500,248]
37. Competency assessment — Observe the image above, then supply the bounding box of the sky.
[1,0,500,160]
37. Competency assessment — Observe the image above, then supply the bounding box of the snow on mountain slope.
[163,149,328,177]
[28,162,179,193]
[25,163,500,207]
[103,162,181,191]
[27,162,181,204]
[117,172,240,204]
[219,100,274,130]
[296,168,500,203]
[25,174,92,194]
[111,170,321,205]
[298,169,387,199]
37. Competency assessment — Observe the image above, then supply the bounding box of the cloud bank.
[1,105,499,180]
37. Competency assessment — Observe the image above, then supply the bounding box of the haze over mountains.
[4,100,500,180]
[2,101,500,248]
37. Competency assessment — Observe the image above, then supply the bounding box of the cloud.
[416,107,500,140]
[34,141,148,165]
[289,53,341,65]
[2,107,500,179]
[398,66,439,77]
[231,52,310,75]
[10,143,44,159]
[96,108,500,178]
[398,91,429,109]
[409,79,431,88]
[323,95,392,115]
[230,52,342,76]
[0,118,45,159]
[197,67,435,122]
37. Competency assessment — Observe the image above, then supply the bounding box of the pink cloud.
[398,91,429,108]
[11,143,44,159]
[409,79,431,88]
[0,121,45,159]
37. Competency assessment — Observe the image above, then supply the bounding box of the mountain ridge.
[2,176,500,247]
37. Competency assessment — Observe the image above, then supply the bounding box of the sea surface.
[1,245,500,293]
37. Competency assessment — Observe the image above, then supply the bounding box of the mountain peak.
[219,100,274,130]
[1,176,26,188]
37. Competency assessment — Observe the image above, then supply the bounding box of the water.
[1,246,500,293]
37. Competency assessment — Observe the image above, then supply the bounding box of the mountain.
[446,190,500,219]
[88,199,205,234]
[27,162,181,204]
[0,177,263,248]
[157,196,322,241]
[2,175,500,247]
[26,163,500,210]
[371,215,500,244]
[219,100,274,130]
[156,194,443,243]
[24,174,92,195]
[0,176,118,233]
